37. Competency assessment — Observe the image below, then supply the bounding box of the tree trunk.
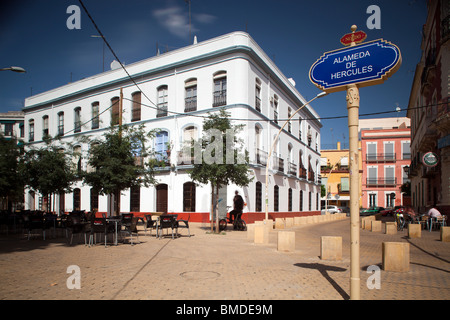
[114,188,121,216]
[210,183,214,233]
[215,184,219,234]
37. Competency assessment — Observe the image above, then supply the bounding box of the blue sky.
[0,0,427,146]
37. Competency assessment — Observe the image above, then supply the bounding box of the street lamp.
[264,91,328,221]
[0,66,26,73]
[91,35,105,72]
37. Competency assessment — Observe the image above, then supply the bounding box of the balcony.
[272,155,284,173]
[287,162,297,176]
[308,170,315,183]
[213,90,226,107]
[184,97,197,113]
[366,178,397,187]
[157,102,168,118]
[177,151,195,166]
[299,166,307,179]
[366,153,396,162]
[255,148,267,166]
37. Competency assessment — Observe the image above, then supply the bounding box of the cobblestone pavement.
[0,217,449,300]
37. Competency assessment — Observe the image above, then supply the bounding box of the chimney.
[337,141,341,150]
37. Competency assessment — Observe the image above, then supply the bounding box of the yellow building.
[320,142,362,210]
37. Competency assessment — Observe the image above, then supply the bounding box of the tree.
[0,135,24,211]
[22,138,77,212]
[82,124,158,216]
[188,109,253,233]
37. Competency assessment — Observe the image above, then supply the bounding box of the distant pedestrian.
[231,190,244,222]
[427,206,442,218]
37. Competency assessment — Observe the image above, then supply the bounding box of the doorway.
[156,184,168,213]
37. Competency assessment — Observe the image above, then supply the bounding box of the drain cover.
[180,271,221,280]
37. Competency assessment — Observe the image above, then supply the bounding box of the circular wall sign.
[422,152,438,167]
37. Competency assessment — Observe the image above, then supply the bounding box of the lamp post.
[264,91,327,222]
[0,66,26,73]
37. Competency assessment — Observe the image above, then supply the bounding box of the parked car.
[360,206,385,216]
[321,205,342,214]
[381,206,405,216]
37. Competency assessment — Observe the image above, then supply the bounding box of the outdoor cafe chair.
[429,216,447,232]
[176,213,191,237]
[144,214,156,236]
[157,214,178,239]
[89,218,115,247]
[24,214,47,240]
[121,213,133,228]
[120,216,140,245]
[66,214,89,246]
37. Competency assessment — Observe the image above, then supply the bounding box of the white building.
[23,32,322,222]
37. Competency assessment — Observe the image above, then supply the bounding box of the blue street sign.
[309,39,401,93]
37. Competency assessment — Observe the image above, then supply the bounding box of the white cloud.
[152,5,216,39]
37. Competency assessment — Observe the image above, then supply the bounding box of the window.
[255,78,261,112]
[42,115,49,138]
[402,141,411,159]
[299,117,302,141]
[57,112,64,136]
[73,188,81,211]
[255,181,262,212]
[369,193,377,207]
[3,123,13,136]
[288,188,292,211]
[308,192,312,211]
[340,177,349,192]
[367,142,377,161]
[73,146,82,176]
[92,102,99,129]
[157,86,168,117]
[29,119,34,142]
[185,79,197,112]
[367,167,377,185]
[155,130,169,163]
[287,108,292,133]
[111,96,120,125]
[385,166,395,185]
[213,71,227,107]
[273,95,278,124]
[274,185,279,212]
[384,142,394,160]
[74,107,81,133]
[183,182,196,212]
[90,188,98,213]
[131,91,141,122]
[299,190,303,211]
[130,186,140,212]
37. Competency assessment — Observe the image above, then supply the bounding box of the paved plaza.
[0,216,449,300]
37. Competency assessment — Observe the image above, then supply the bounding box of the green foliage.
[82,124,158,196]
[22,141,76,197]
[0,136,24,201]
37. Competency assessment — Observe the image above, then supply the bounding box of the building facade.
[23,32,322,222]
[360,118,411,209]
[407,0,450,216]
[0,111,24,142]
[320,141,362,210]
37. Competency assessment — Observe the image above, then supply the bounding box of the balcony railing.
[272,155,284,173]
[288,162,297,176]
[299,166,307,179]
[213,90,226,107]
[177,151,195,165]
[366,153,396,162]
[184,97,197,112]
[366,178,397,186]
[157,102,168,118]
[308,170,315,182]
[256,149,267,165]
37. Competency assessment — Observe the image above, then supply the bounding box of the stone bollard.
[254,225,269,244]
[275,218,285,229]
[440,226,450,242]
[408,224,421,238]
[263,219,274,232]
[382,242,410,272]
[320,236,342,261]
[371,220,382,232]
[247,224,254,240]
[277,231,295,252]
[285,217,294,228]
[385,222,397,235]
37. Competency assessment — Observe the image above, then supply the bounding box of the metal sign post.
[309,25,402,300]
